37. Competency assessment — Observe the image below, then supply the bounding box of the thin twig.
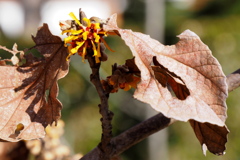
[227,68,240,92]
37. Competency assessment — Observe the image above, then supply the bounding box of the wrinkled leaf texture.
[104,14,229,155]
[0,24,69,142]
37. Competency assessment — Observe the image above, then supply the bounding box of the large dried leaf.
[104,14,228,154]
[0,24,69,142]
[104,14,227,125]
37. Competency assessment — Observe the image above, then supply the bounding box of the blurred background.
[0,0,240,160]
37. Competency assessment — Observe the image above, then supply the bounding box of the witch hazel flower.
[60,12,115,63]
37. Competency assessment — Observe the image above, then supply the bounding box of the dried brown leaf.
[0,24,69,142]
[190,120,228,155]
[104,14,228,125]
[104,14,228,154]
[101,58,140,93]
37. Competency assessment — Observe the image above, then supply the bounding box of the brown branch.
[227,68,240,92]
[80,68,240,160]
[80,113,171,160]
[87,54,113,160]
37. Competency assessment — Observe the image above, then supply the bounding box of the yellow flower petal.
[66,48,76,61]
[61,30,72,35]
[64,35,79,43]
[69,29,83,35]
[91,40,98,56]
[97,42,101,57]
[94,23,101,30]
[90,40,101,63]
[81,41,88,62]
[93,33,100,43]
[71,41,85,53]
[69,12,81,26]
[82,31,89,40]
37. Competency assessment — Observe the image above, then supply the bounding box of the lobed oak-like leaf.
[104,14,229,155]
[0,24,69,142]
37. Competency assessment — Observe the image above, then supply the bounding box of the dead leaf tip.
[202,143,226,156]
[103,13,119,31]
[202,143,208,156]
[177,29,199,39]
[110,13,118,20]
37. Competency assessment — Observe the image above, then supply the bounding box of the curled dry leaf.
[101,58,140,93]
[0,24,69,142]
[104,14,229,155]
